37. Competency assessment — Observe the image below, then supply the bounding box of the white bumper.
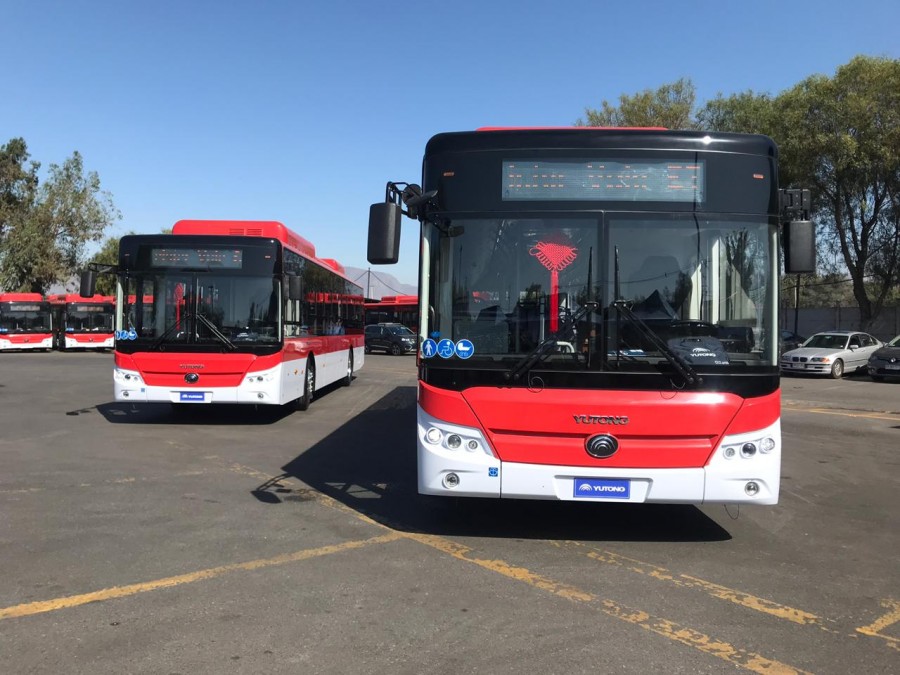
[417,405,781,505]
[114,361,294,405]
[0,336,54,350]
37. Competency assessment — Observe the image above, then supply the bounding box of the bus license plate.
[179,392,209,403]
[573,478,631,499]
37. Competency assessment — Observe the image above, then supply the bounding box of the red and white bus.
[368,128,815,504]
[48,293,115,350]
[0,293,54,351]
[83,220,365,408]
[364,295,419,331]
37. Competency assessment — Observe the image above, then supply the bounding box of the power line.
[367,270,414,296]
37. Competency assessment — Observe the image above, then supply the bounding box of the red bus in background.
[48,293,115,350]
[84,220,365,409]
[367,128,816,505]
[0,293,54,351]
[364,295,418,331]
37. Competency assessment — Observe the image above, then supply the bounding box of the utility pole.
[367,268,372,299]
[794,274,801,335]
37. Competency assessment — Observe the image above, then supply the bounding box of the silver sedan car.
[780,330,883,378]
[867,335,900,382]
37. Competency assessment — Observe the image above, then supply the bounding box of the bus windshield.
[0,305,52,333]
[120,274,281,351]
[424,213,777,371]
[67,305,114,333]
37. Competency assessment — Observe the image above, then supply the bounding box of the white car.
[780,330,883,379]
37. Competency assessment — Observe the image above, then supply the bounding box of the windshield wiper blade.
[505,302,598,382]
[195,313,236,351]
[149,314,191,351]
[611,300,702,387]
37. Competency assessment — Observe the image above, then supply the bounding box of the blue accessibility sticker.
[437,339,456,359]
[421,338,437,358]
[455,339,474,359]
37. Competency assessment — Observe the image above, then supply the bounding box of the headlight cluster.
[424,426,484,453]
[114,369,143,384]
[245,372,275,384]
[809,356,831,363]
[722,436,776,460]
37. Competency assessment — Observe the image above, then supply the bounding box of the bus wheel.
[829,359,844,379]
[297,360,315,411]
[342,352,353,386]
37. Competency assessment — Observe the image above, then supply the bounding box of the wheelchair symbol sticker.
[437,339,456,358]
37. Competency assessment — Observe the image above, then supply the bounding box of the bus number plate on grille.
[573,478,631,499]
[179,392,209,403]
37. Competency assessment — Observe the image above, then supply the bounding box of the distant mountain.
[345,266,417,300]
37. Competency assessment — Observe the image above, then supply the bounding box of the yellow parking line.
[222,464,810,673]
[856,599,900,652]
[406,532,808,675]
[574,546,835,631]
[0,532,401,621]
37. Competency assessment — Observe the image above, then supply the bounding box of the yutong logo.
[573,414,629,425]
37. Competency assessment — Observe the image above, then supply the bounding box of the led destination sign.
[150,247,244,269]
[502,159,705,203]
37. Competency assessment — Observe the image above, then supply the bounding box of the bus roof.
[169,220,360,289]
[173,220,318,259]
[0,292,45,302]
[367,295,418,305]
[426,128,777,157]
[47,294,113,304]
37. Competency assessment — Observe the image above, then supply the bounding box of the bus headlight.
[114,369,143,385]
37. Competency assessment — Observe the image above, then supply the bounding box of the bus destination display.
[502,159,705,203]
[150,247,244,269]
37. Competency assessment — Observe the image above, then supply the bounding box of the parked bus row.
[41,127,816,509]
[0,293,114,351]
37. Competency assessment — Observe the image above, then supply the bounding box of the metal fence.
[780,306,900,341]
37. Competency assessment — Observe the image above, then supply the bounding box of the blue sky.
[3,0,898,287]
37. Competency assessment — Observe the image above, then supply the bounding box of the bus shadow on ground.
[90,381,348,425]
[270,386,732,543]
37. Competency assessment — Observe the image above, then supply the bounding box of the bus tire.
[297,359,315,411]
[342,352,353,386]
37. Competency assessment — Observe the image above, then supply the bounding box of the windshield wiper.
[149,312,236,351]
[505,302,598,382]
[195,313,236,351]
[611,300,702,387]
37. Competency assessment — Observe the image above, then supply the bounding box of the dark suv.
[364,323,416,355]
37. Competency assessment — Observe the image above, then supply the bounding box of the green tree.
[0,144,120,293]
[577,78,697,130]
[91,233,132,296]
[773,56,900,330]
[0,138,39,245]
[696,91,776,135]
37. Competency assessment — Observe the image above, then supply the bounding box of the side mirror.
[288,274,303,301]
[367,202,401,265]
[80,270,96,298]
[784,220,816,274]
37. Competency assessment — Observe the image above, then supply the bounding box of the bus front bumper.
[417,406,781,505]
[113,364,290,405]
